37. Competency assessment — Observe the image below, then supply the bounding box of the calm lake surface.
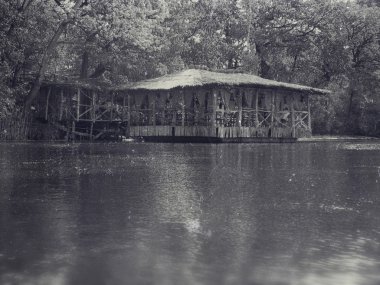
[0,141,379,285]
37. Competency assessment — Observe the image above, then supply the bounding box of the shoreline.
[0,135,379,144]
[298,135,380,142]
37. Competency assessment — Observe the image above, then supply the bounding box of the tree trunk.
[24,21,69,111]
[255,44,270,78]
[346,88,356,133]
[227,58,234,69]
[259,58,270,78]
[80,51,89,79]
[347,89,355,120]
[89,63,106,78]
[11,64,22,88]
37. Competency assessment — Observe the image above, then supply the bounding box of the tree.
[1,0,379,137]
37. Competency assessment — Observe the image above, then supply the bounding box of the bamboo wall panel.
[128,126,292,138]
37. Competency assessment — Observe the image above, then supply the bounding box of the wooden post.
[162,92,166,125]
[171,92,176,126]
[212,90,217,127]
[270,90,275,137]
[91,90,96,122]
[152,93,156,127]
[66,124,69,142]
[291,94,296,138]
[72,121,76,141]
[181,90,185,127]
[76,88,80,121]
[127,93,131,136]
[110,91,114,121]
[255,89,259,127]
[307,94,312,134]
[193,92,198,126]
[271,90,275,124]
[122,95,126,122]
[59,88,63,121]
[237,90,242,127]
[90,122,94,141]
[45,87,51,120]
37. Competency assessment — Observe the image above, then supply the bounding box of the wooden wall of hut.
[126,86,311,139]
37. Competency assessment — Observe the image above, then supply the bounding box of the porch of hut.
[35,81,127,141]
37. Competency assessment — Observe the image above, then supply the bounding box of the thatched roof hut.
[115,69,329,95]
[36,69,330,142]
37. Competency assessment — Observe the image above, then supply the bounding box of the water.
[0,141,379,285]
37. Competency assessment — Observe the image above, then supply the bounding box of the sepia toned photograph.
[1,0,379,284]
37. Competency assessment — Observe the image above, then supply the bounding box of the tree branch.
[24,0,83,110]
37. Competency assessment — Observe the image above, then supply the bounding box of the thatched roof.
[116,69,330,95]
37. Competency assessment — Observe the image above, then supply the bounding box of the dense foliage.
[1,0,379,136]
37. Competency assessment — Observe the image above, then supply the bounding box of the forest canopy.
[1,0,379,136]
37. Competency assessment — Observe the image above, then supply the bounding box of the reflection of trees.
[244,142,380,285]
[193,143,380,284]
[0,143,78,284]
